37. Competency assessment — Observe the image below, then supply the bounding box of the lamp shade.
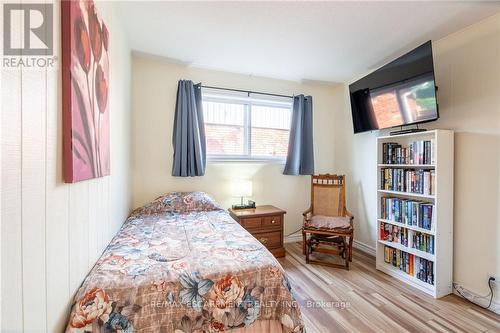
[231,180,253,197]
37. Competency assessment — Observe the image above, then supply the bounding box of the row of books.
[380,222,435,255]
[384,246,414,275]
[413,232,435,254]
[381,140,434,165]
[380,222,409,247]
[380,168,435,195]
[380,197,434,230]
[383,246,435,285]
[416,257,434,285]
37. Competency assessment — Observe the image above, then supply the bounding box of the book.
[416,256,434,285]
[412,231,435,254]
[383,246,415,276]
[382,140,434,165]
[380,197,434,231]
[379,222,409,246]
[380,168,435,195]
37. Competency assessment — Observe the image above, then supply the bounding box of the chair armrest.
[302,207,312,222]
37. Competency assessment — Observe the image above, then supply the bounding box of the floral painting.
[62,0,109,183]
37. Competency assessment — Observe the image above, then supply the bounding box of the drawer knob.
[259,237,268,244]
[271,220,276,224]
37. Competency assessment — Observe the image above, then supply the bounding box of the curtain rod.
[200,84,294,99]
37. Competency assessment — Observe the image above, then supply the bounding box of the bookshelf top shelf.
[378,164,435,168]
[377,129,439,140]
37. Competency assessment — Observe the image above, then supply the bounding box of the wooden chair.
[302,174,354,269]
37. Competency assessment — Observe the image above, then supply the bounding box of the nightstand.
[229,205,286,258]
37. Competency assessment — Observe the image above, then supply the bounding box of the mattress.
[65,192,304,333]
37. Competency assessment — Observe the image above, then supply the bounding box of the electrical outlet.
[490,277,499,290]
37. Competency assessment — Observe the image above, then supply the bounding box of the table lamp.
[231,180,254,209]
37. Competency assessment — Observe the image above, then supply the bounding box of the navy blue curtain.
[172,80,206,177]
[283,95,314,175]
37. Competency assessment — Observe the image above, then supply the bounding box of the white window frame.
[202,92,292,163]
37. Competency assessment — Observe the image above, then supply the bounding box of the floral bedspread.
[65,192,304,333]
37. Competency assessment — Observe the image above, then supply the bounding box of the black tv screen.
[349,41,438,134]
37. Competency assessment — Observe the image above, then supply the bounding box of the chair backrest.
[310,174,346,217]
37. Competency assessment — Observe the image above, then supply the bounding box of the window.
[370,74,437,129]
[202,89,292,161]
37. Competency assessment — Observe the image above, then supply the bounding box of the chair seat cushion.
[307,215,351,229]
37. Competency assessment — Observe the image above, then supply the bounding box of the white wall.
[336,13,500,306]
[1,2,132,332]
[131,55,341,236]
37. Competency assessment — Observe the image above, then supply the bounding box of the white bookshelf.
[376,129,454,298]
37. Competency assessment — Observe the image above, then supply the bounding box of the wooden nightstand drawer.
[253,230,281,249]
[228,205,286,258]
[262,215,281,229]
[241,217,262,229]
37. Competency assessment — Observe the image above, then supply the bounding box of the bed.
[65,192,304,333]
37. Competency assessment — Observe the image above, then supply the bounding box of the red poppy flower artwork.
[62,0,110,182]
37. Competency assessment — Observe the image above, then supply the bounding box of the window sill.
[207,157,286,165]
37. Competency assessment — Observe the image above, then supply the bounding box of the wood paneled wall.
[1,2,132,332]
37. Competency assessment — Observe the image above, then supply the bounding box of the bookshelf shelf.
[378,240,435,261]
[377,218,435,235]
[376,129,454,298]
[377,130,439,140]
[377,189,435,200]
[376,262,435,294]
[377,164,435,168]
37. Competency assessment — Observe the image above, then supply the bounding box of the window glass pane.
[251,105,290,158]
[203,101,245,155]
[398,80,437,122]
[371,89,402,129]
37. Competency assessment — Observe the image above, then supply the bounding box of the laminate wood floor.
[279,242,500,333]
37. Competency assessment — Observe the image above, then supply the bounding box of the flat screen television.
[349,41,438,134]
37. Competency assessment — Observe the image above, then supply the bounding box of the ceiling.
[118,1,500,83]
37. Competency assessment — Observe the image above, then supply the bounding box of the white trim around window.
[202,88,292,163]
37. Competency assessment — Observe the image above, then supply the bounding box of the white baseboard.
[352,240,376,257]
[284,234,302,243]
[453,283,500,315]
